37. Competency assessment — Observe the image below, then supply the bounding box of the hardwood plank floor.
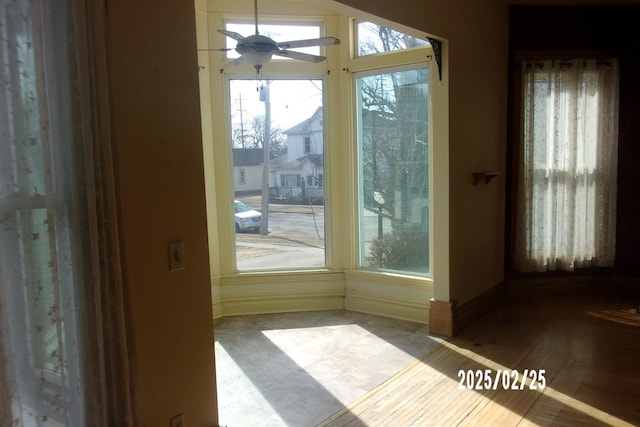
[320,294,640,426]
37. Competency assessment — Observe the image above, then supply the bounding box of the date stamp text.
[457,369,546,391]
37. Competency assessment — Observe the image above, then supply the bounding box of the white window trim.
[196,3,450,320]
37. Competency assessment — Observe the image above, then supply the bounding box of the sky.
[229,79,323,136]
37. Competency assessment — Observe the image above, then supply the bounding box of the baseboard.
[213,270,434,323]
[345,292,430,324]
[453,282,505,335]
[505,275,609,298]
[215,271,346,317]
[212,297,223,320]
[211,275,223,319]
[344,270,433,324]
[609,275,640,297]
[219,290,345,316]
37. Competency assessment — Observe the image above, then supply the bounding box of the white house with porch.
[270,107,324,202]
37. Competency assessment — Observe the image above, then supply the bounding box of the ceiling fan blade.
[218,29,245,42]
[198,48,233,52]
[277,37,340,49]
[224,57,245,68]
[275,50,326,63]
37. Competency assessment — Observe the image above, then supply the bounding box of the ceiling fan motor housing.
[236,34,277,70]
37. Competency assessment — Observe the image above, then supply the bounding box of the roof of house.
[301,154,323,167]
[284,107,322,135]
[270,153,323,170]
[232,148,263,166]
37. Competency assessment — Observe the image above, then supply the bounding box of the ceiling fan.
[206,0,340,74]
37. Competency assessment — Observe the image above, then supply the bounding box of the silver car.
[234,200,262,232]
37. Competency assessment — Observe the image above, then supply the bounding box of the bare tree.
[359,69,429,225]
[358,22,426,56]
[232,114,286,155]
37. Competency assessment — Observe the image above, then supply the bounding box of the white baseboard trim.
[218,290,345,317]
[211,269,434,323]
[211,274,223,319]
[344,270,433,324]
[345,292,430,324]
[214,271,346,317]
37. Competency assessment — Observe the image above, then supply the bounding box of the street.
[234,198,393,270]
[266,211,324,240]
[235,199,325,270]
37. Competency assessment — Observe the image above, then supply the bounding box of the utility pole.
[236,94,246,148]
[260,81,271,235]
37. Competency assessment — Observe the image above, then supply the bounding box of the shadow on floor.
[214,310,444,426]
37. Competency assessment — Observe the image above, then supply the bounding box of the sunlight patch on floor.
[444,342,635,427]
[262,323,424,404]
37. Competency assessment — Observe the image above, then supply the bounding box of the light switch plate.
[169,240,185,271]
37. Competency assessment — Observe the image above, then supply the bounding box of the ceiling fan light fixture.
[243,50,273,71]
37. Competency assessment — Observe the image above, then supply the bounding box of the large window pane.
[356,65,430,275]
[228,79,325,271]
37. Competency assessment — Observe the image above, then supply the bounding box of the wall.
[509,5,640,281]
[335,0,509,305]
[105,0,218,426]
[234,164,264,194]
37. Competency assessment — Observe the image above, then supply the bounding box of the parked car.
[234,200,262,232]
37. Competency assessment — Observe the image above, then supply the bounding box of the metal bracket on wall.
[427,37,442,80]
[473,172,501,185]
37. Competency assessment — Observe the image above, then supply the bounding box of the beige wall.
[105,0,507,424]
[335,0,509,305]
[105,0,218,425]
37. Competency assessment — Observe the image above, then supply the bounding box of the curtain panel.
[0,0,140,425]
[514,59,619,273]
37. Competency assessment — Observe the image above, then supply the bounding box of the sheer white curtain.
[1,0,139,425]
[515,59,619,272]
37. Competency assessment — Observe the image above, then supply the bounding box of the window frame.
[345,15,434,279]
[223,73,328,272]
[353,62,431,277]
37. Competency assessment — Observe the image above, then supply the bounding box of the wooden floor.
[321,294,640,426]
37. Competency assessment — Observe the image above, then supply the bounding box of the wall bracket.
[427,37,442,80]
[473,172,500,185]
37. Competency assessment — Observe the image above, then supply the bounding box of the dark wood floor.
[321,294,640,426]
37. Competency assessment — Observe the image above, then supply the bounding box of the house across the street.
[232,148,263,195]
[270,107,324,203]
[232,107,325,203]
